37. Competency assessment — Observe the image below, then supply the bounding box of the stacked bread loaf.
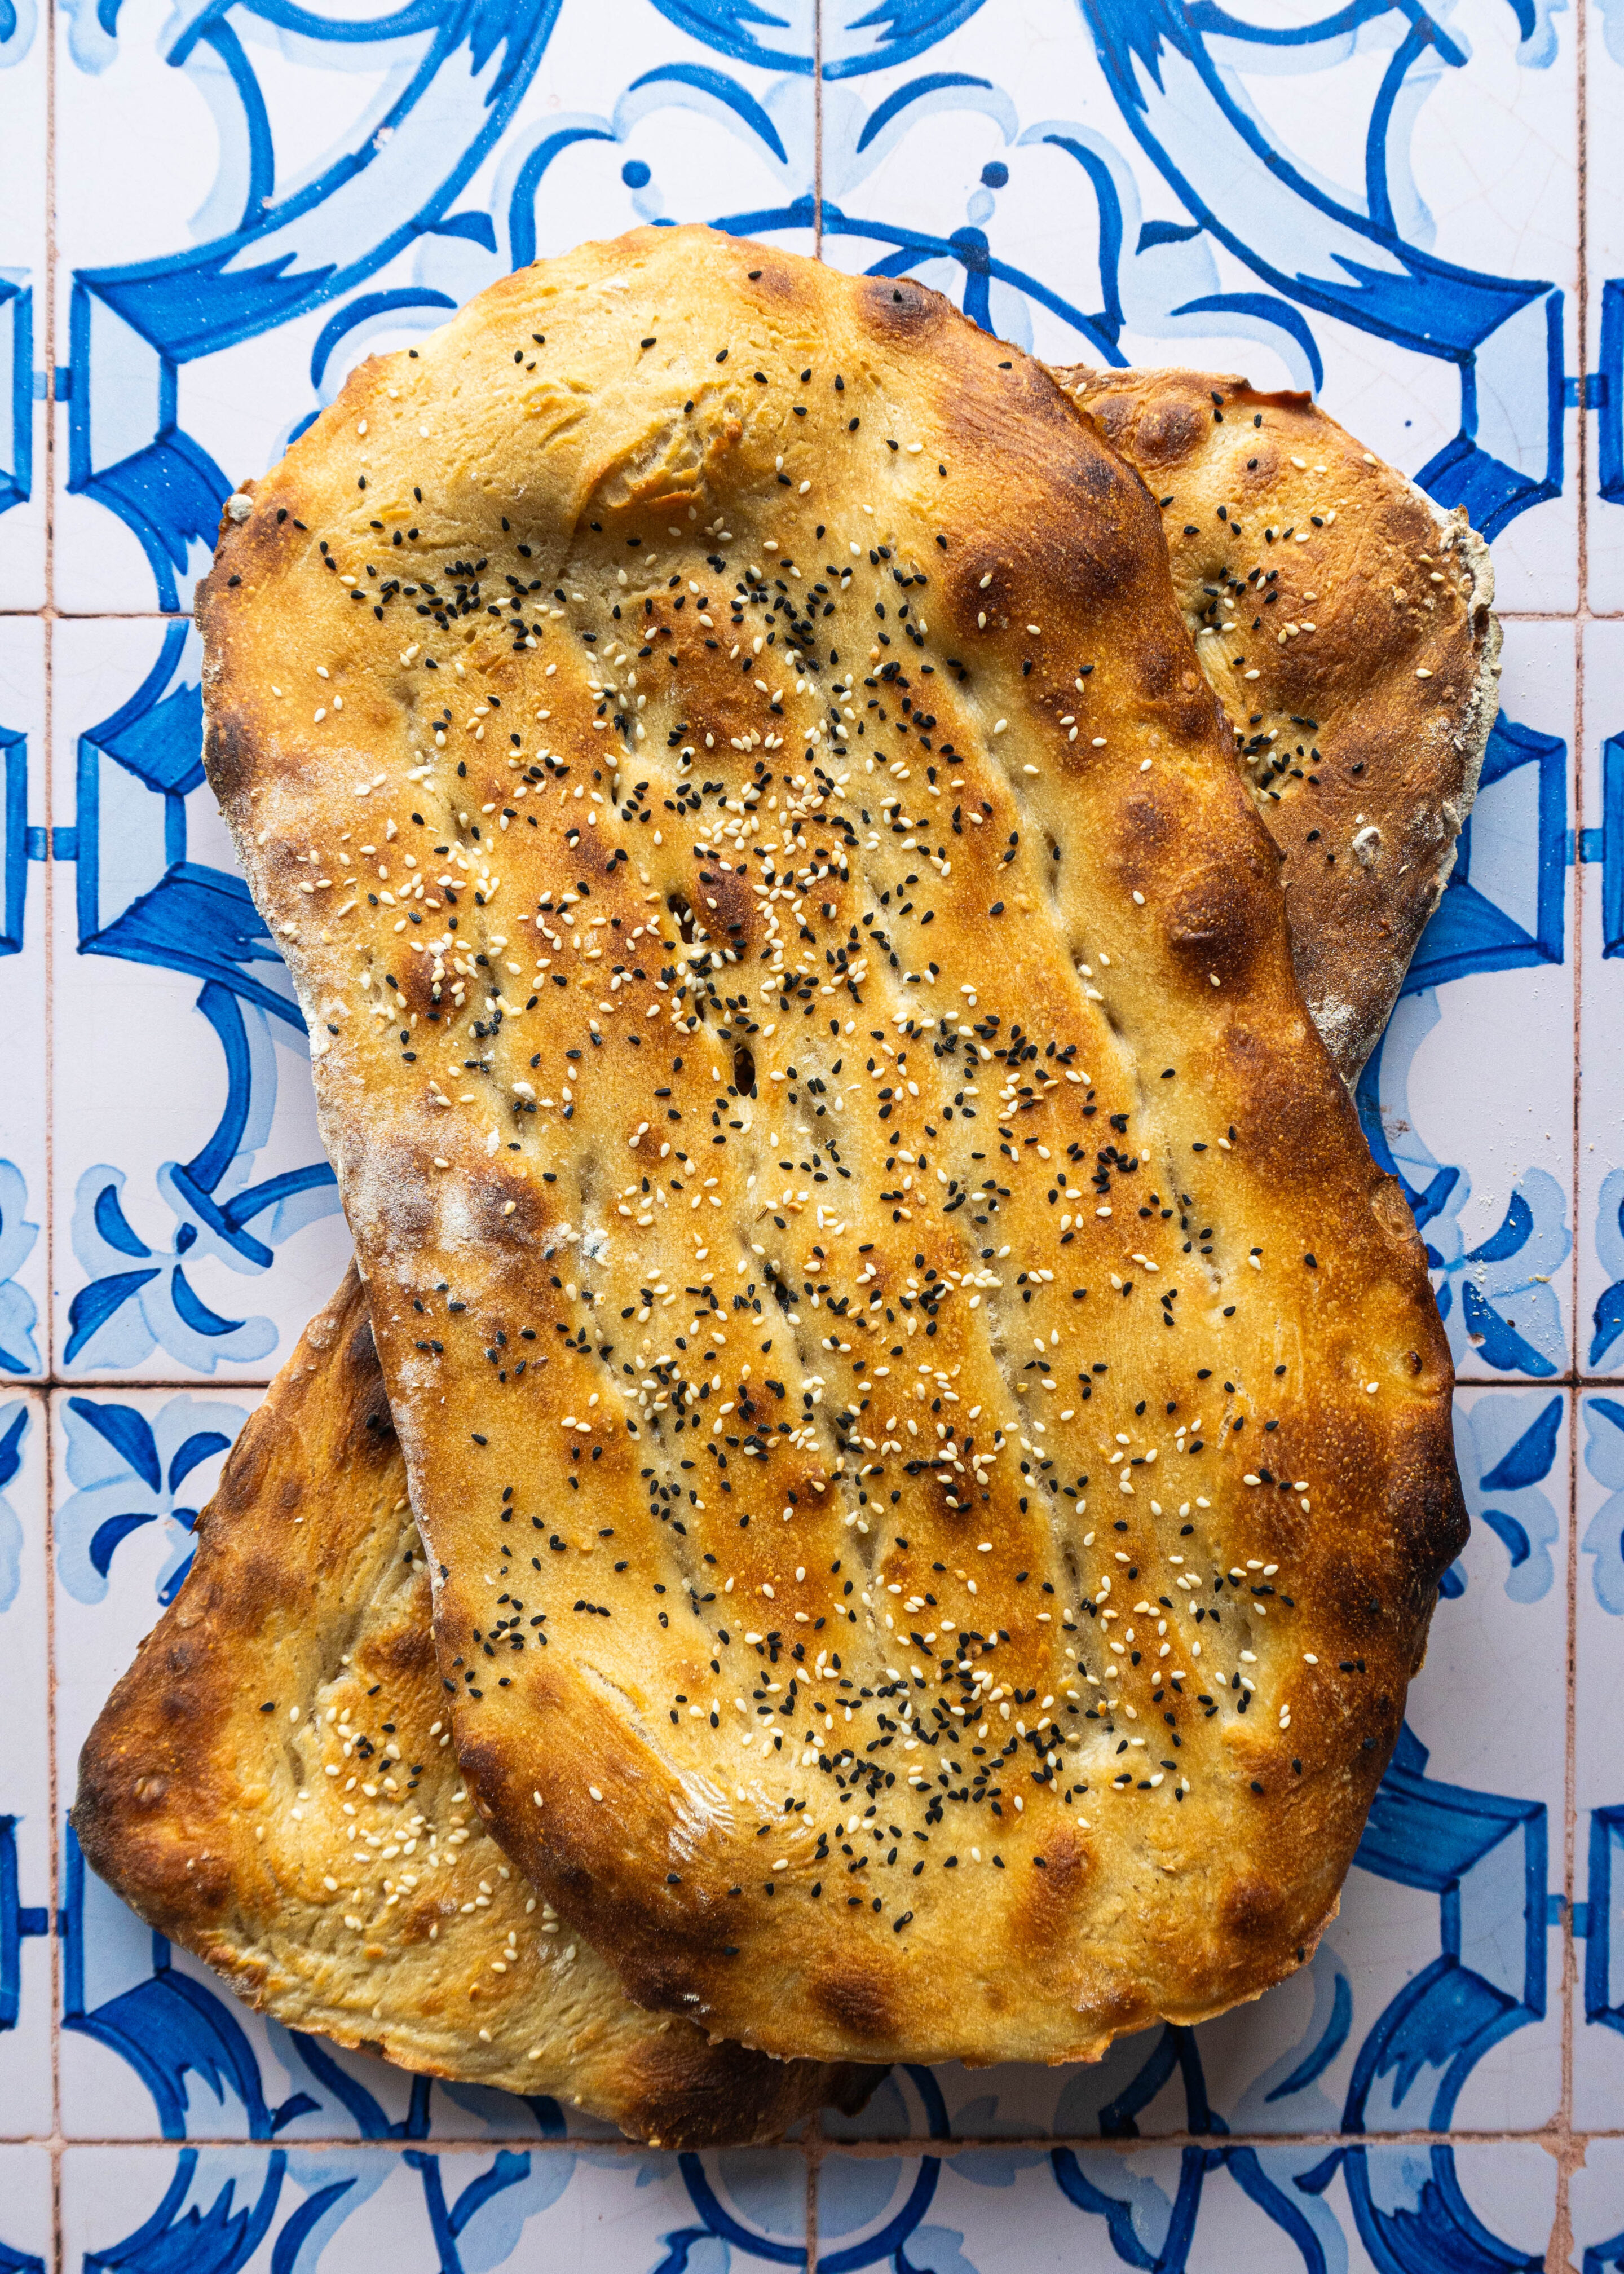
[73,227,1497,2140]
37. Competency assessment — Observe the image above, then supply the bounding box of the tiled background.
[1,0,1620,2264]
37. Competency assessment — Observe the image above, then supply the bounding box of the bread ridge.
[194,226,1468,2068]
[73,1263,878,2142]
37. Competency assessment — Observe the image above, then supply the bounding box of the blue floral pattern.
[0,1166,39,1379]
[56,622,341,1374]
[55,1391,244,1606]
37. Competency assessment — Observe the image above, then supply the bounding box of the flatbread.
[1054,367,1499,1077]
[196,226,1466,2069]
[72,1265,876,2143]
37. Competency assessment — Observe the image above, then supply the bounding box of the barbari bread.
[73,1265,876,2143]
[196,226,1467,2069]
[86,465,1469,2109]
[1056,366,1499,1077]
[81,534,1478,2132]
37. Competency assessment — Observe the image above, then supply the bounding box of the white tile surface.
[59,2141,805,2270]
[1360,615,1576,1383]
[817,2138,1557,2274]
[0,1394,51,2141]
[48,615,352,1380]
[1579,617,1624,1376]
[1576,1387,1624,2130]
[0,0,48,614]
[0,2143,52,2268]
[1572,2137,1624,2274]
[0,617,46,1383]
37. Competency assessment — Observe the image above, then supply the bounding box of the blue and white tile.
[0,617,46,1384]
[833,1386,1566,2143]
[0,1393,51,2141]
[48,616,351,1382]
[53,1380,261,2141]
[1578,618,1624,1376]
[1584,1,1624,614]
[1359,615,1575,1383]
[817,0,1577,611]
[814,2138,1556,2274]
[1572,2139,1624,2274]
[51,0,817,615]
[60,2141,806,2269]
[0,2145,52,2267]
[0,0,47,613]
[1574,1387,1624,2130]
[47,1382,669,2145]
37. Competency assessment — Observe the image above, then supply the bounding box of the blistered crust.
[1054,367,1499,1079]
[195,228,1466,2068]
[72,1266,876,2143]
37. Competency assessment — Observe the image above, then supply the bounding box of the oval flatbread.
[196,226,1466,2068]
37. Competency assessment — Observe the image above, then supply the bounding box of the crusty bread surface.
[1056,366,1499,1078]
[195,227,1468,2068]
[73,1264,876,2142]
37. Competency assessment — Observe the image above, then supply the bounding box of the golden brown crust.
[195,227,1466,2068]
[72,1264,876,2143]
[1052,367,1499,1078]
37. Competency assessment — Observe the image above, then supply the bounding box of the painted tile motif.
[58,2142,807,2272]
[0,1394,50,2144]
[0,620,45,1385]
[48,619,352,1383]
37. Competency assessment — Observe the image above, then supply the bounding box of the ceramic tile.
[1579,617,1624,1375]
[47,614,353,1381]
[60,2141,805,2269]
[50,0,817,615]
[0,1393,51,2141]
[818,0,1578,611]
[0,616,46,1384]
[829,1387,1567,2143]
[1573,2138,1624,2274]
[0,0,48,614]
[0,2144,52,2269]
[814,2139,1557,2274]
[1359,614,1576,1382]
[1584,0,1624,614]
[1575,1388,1624,2130]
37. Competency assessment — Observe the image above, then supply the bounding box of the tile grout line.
[812,0,823,262]
[1559,5,1591,2260]
[6,2125,1613,2153]
[42,0,65,2253]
